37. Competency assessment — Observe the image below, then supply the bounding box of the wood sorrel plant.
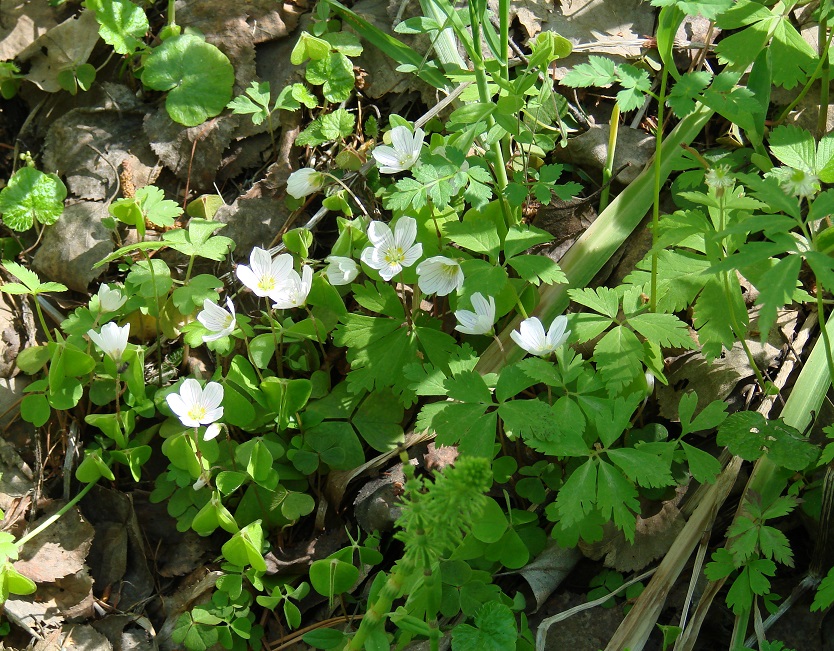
[6,0,834,649]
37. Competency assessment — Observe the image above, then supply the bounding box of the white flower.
[236,247,293,297]
[416,256,464,296]
[270,266,313,310]
[287,167,326,199]
[97,284,127,312]
[325,256,359,286]
[510,315,570,357]
[768,166,820,199]
[454,293,496,335]
[87,322,130,362]
[197,297,236,342]
[360,217,423,281]
[372,126,424,174]
[166,378,224,428]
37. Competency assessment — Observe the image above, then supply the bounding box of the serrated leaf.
[754,254,802,339]
[504,224,553,259]
[507,255,566,286]
[593,326,644,395]
[306,52,355,103]
[628,312,694,348]
[0,168,66,231]
[666,70,712,118]
[163,219,233,261]
[693,275,746,360]
[561,55,617,88]
[126,258,172,297]
[320,108,355,140]
[568,286,620,318]
[88,0,149,54]
[554,459,597,525]
[596,460,640,542]
[606,448,674,488]
[651,0,732,21]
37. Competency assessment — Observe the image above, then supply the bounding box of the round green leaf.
[309,558,359,597]
[141,34,234,127]
[16,345,50,374]
[0,167,66,231]
[20,394,50,427]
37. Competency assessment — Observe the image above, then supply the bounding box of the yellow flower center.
[257,275,276,292]
[384,247,405,266]
[187,405,207,422]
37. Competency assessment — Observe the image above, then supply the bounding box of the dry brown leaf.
[0,0,63,61]
[32,201,114,292]
[42,83,158,201]
[14,505,94,583]
[17,9,100,93]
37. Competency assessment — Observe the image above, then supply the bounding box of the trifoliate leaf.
[141,34,234,127]
[616,63,652,112]
[753,254,802,339]
[693,275,746,361]
[126,258,172,297]
[88,0,149,55]
[717,412,818,471]
[444,370,493,404]
[136,185,182,227]
[0,167,66,231]
[163,219,233,261]
[306,52,354,103]
[666,70,712,118]
[227,81,271,124]
[446,219,501,261]
[677,392,728,436]
[498,399,587,456]
[451,601,517,651]
[352,281,404,318]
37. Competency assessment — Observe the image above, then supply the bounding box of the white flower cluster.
[235,247,313,311]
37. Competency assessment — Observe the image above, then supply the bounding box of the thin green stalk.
[650,67,669,313]
[498,0,509,83]
[33,297,54,344]
[599,104,621,212]
[818,18,830,139]
[466,1,513,227]
[16,479,99,547]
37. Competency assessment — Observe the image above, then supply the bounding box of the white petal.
[180,378,203,408]
[236,265,260,294]
[224,297,236,317]
[401,243,423,269]
[361,245,382,271]
[390,126,414,153]
[393,217,417,249]
[272,254,295,281]
[372,146,403,173]
[471,293,494,320]
[203,406,224,424]
[201,382,224,411]
[87,328,105,351]
[166,392,187,418]
[546,315,569,347]
[367,221,394,248]
[249,247,274,278]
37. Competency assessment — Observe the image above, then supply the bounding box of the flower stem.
[16,479,99,548]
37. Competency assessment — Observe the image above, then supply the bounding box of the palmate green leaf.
[88,0,148,54]
[0,167,66,231]
[306,52,355,103]
[693,275,747,360]
[596,460,640,542]
[446,219,501,261]
[385,177,427,211]
[444,370,492,404]
[678,391,728,436]
[507,255,566,286]
[593,326,644,395]
[141,34,234,127]
[451,601,517,651]
[726,559,776,615]
[163,219,233,261]
[353,389,404,452]
[812,566,834,611]
[504,224,553,259]
[498,399,587,456]
[568,286,620,319]
[554,458,597,526]
[126,258,172,297]
[352,280,403,318]
[171,274,222,315]
[753,254,802,339]
[606,448,675,489]
[616,63,652,112]
[2,261,41,293]
[666,70,713,118]
[628,312,695,349]
[320,108,355,141]
[717,412,819,471]
[417,401,497,457]
[227,81,271,124]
